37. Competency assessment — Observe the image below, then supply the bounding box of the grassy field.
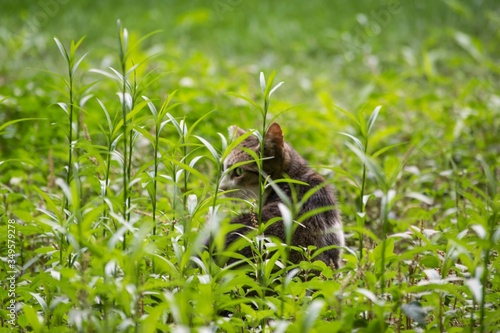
[1,0,499,332]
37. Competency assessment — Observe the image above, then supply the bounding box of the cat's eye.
[233,167,244,177]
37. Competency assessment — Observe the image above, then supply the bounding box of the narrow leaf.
[344,141,386,189]
[401,301,427,328]
[227,92,264,115]
[54,37,69,62]
[477,155,497,198]
[0,118,45,133]
[71,52,88,76]
[339,132,364,151]
[194,135,220,161]
[367,105,382,135]
[269,81,284,97]
[301,300,324,333]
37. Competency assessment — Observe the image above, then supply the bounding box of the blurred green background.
[1,0,498,134]
[1,2,499,331]
[0,0,498,221]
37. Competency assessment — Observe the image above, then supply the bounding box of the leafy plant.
[0,2,499,332]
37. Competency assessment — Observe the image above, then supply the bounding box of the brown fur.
[219,123,344,268]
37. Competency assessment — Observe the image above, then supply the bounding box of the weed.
[0,3,499,332]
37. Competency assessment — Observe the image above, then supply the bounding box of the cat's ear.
[263,123,290,176]
[264,123,289,174]
[264,123,284,149]
[228,125,246,138]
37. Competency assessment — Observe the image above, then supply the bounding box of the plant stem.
[118,22,129,249]
[183,142,188,210]
[358,136,368,260]
[257,97,268,228]
[61,47,75,267]
[126,72,137,226]
[153,124,159,236]
[181,121,188,247]
[479,209,497,332]
[121,77,128,250]
[257,83,270,333]
[380,191,388,296]
[103,143,112,237]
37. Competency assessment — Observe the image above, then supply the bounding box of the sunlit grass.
[0,1,499,332]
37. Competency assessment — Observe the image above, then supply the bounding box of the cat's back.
[269,143,344,266]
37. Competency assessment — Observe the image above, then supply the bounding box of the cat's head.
[219,122,291,200]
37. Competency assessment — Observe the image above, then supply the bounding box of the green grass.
[1,0,499,332]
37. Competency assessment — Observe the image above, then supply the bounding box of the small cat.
[219,122,344,268]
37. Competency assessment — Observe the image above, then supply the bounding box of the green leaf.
[134,126,155,148]
[269,80,284,97]
[477,155,497,199]
[169,159,209,186]
[406,192,434,205]
[186,110,215,140]
[221,130,253,161]
[194,135,220,161]
[297,206,336,224]
[454,31,483,62]
[158,90,178,119]
[339,132,364,151]
[29,293,48,313]
[356,211,366,228]
[140,304,168,333]
[96,98,114,136]
[263,70,277,99]
[227,92,264,115]
[300,300,324,333]
[165,113,184,139]
[142,95,158,118]
[367,105,382,136]
[371,141,407,158]
[465,276,483,304]
[22,305,42,333]
[344,141,387,190]
[278,203,293,244]
[401,301,427,328]
[420,254,440,268]
[89,68,122,83]
[334,104,360,127]
[71,52,88,76]
[126,52,162,76]
[54,37,69,62]
[112,99,149,137]
[260,71,266,92]
[372,237,396,270]
[70,35,86,59]
[127,29,163,58]
[0,118,45,134]
[356,288,384,306]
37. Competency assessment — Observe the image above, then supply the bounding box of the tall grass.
[339,105,381,261]
[117,21,132,248]
[1,12,499,332]
[52,36,87,265]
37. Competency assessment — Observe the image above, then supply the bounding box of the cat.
[218,122,344,269]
